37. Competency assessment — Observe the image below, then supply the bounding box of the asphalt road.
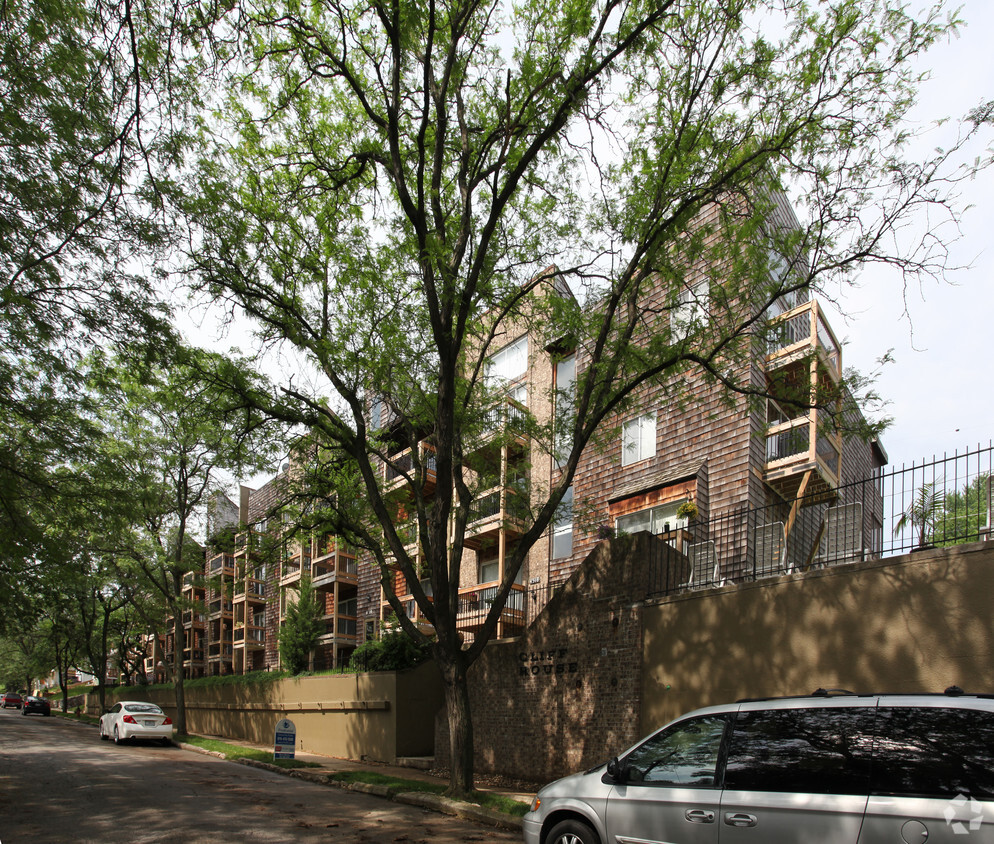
[0,707,521,843]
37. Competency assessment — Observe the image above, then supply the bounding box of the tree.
[279,575,322,674]
[94,346,282,733]
[0,0,199,609]
[894,481,945,550]
[932,474,990,548]
[183,0,991,795]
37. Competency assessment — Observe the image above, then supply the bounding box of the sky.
[820,0,994,467]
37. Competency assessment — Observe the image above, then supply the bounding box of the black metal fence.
[647,442,993,598]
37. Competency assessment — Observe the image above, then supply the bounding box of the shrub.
[349,631,431,672]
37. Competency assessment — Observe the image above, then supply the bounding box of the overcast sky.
[822,0,994,468]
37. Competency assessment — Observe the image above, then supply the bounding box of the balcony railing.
[645,441,993,597]
[208,554,235,574]
[765,411,842,485]
[384,444,438,486]
[766,299,841,378]
[312,555,358,587]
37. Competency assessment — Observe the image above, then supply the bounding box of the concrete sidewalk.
[177,733,537,832]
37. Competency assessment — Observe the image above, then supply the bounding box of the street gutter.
[177,741,523,832]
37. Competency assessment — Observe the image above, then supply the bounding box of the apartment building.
[151,216,886,677]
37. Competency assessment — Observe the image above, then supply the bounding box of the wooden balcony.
[463,485,529,550]
[765,299,842,381]
[311,554,358,591]
[280,560,302,587]
[383,443,437,499]
[207,553,235,576]
[466,398,529,461]
[455,583,527,641]
[764,300,844,503]
[181,610,206,629]
[233,624,266,649]
[317,614,359,646]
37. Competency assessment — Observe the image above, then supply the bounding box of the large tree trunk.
[438,651,474,798]
[171,609,187,735]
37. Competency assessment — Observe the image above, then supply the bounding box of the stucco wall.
[459,536,994,783]
[641,540,994,732]
[88,661,444,763]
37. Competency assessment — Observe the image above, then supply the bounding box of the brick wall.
[435,532,678,782]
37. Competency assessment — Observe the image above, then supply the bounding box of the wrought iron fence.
[646,441,992,598]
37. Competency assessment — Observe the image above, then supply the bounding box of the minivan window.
[724,707,875,795]
[622,715,726,786]
[872,706,994,799]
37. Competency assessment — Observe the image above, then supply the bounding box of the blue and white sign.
[274,717,296,760]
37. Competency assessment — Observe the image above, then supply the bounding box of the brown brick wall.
[435,532,673,782]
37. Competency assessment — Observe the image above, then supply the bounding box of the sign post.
[274,717,296,761]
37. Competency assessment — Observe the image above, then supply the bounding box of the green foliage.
[349,632,432,673]
[182,0,989,795]
[933,474,990,548]
[327,772,529,816]
[279,575,322,675]
[176,734,319,769]
[894,481,946,549]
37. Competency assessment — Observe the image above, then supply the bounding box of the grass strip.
[328,771,530,817]
[177,734,319,769]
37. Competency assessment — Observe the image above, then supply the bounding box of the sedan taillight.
[122,715,138,724]
[163,717,172,725]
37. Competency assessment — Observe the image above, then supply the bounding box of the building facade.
[150,235,887,677]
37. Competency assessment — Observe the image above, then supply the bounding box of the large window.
[551,486,573,559]
[553,353,576,469]
[616,499,689,537]
[622,412,656,466]
[623,716,727,787]
[672,279,710,340]
[479,557,499,584]
[486,335,528,383]
[724,707,875,795]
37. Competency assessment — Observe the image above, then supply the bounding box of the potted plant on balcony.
[676,500,699,523]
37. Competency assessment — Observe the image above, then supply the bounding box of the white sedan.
[99,701,174,745]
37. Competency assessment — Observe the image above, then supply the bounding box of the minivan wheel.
[547,819,600,844]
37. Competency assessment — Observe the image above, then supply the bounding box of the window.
[724,707,875,795]
[551,486,573,559]
[616,499,689,537]
[479,557,499,584]
[623,716,727,787]
[486,335,528,383]
[622,412,656,466]
[672,279,710,340]
[554,353,576,469]
[872,707,994,799]
[369,396,383,431]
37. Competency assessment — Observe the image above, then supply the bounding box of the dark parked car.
[21,695,51,716]
[1,692,23,709]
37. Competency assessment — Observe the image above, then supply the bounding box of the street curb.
[395,790,523,831]
[229,756,523,831]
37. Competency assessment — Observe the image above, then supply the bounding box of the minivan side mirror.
[604,756,628,784]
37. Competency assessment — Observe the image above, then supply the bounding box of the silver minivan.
[522,689,994,844]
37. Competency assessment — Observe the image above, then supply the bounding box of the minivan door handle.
[685,809,716,824]
[724,812,758,828]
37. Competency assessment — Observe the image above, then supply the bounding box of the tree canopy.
[179,0,992,794]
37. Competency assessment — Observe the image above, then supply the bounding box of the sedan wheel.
[113,726,123,745]
[100,723,108,740]
[547,819,600,844]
